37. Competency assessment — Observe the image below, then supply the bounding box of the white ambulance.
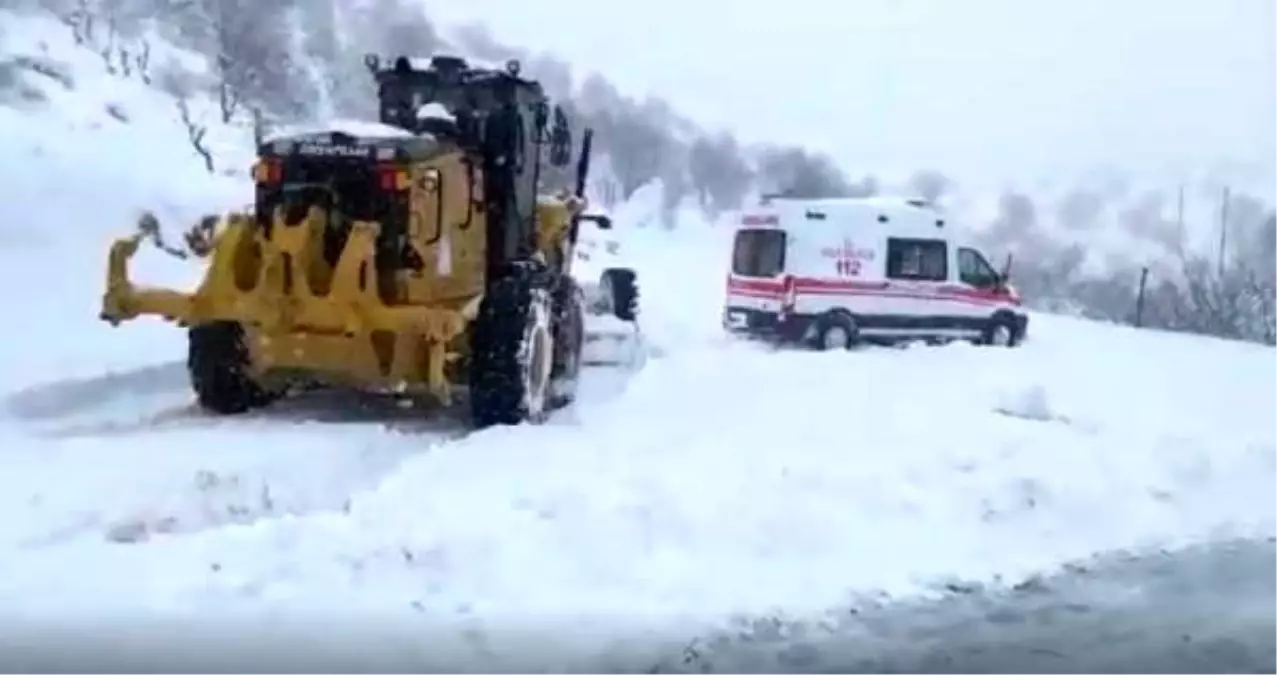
[722,196,1028,349]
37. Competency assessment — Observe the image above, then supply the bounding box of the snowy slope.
[0,10,254,389]
[1,7,1274,668]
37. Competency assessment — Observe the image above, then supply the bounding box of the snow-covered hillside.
[0,9,254,387]
[1,8,1274,669]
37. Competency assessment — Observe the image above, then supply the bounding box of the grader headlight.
[418,167,441,194]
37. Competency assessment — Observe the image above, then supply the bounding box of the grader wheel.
[188,322,279,414]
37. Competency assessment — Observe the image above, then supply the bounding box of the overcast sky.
[421,0,1275,190]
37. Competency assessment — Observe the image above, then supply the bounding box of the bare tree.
[175,95,213,172]
[55,0,91,45]
[165,0,297,122]
[135,38,151,83]
[177,99,213,172]
[605,106,670,199]
[754,145,852,199]
[689,131,753,216]
[123,0,938,235]
[1056,187,1105,231]
[658,142,691,228]
[847,173,880,198]
[359,0,445,63]
[909,169,952,204]
[451,21,518,64]
[988,191,1037,242]
[98,11,119,74]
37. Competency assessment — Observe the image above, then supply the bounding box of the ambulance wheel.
[811,311,858,351]
[981,311,1022,348]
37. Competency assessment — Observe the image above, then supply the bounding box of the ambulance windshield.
[732,229,786,277]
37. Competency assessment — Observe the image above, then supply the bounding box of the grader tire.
[469,261,556,428]
[549,277,585,410]
[187,322,277,415]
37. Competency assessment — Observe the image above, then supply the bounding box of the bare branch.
[56,1,87,45]
[137,40,151,84]
[176,96,214,174]
[251,107,264,146]
[135,212,190,259]
[98,12,118,74]
[217,79,239,123]
[78,0,94,44]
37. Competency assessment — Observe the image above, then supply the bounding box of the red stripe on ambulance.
[726,275,1019,307]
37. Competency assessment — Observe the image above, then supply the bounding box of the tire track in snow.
[32,389,474,440]
[1,363,472,548]
[1,307,646,432]
[3,360,189,421]
[11,414,467,548]
[2,359,639,550]
[3,359,473,437]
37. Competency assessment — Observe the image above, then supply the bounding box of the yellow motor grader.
[99,54,615,428]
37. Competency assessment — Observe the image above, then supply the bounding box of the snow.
[264,118,418,143]
[3,312,1273,624]
[0,10,248,388]
[0,6,1274,666]
[404,54,513,75]
[417,102,456,123]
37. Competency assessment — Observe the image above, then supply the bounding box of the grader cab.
[100,54,613,428]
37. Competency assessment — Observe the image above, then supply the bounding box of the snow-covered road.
[658,537,1276,674]
[2,311,1273,628]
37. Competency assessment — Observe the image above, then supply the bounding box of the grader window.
[257,156,412,271]
[279,185,332,224]
[276,162,380,221]
[265,156,416,229]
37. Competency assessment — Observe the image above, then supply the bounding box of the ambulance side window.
[886,237,948,281]
[732,229,787,277]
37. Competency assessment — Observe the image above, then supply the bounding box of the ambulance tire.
[981,311,1022,348]
[811,311,859,351]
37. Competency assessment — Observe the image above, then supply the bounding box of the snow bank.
[264,118,417,142]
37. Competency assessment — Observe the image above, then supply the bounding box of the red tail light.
[376,164,410,191]
[252,158,282,185]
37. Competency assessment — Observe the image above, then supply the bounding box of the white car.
[570,212,643,366]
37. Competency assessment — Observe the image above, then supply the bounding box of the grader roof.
[366,54,550,135]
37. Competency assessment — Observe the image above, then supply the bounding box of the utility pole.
[1218,186,1231,276]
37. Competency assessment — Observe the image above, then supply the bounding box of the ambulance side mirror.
[998,253,1014,287]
